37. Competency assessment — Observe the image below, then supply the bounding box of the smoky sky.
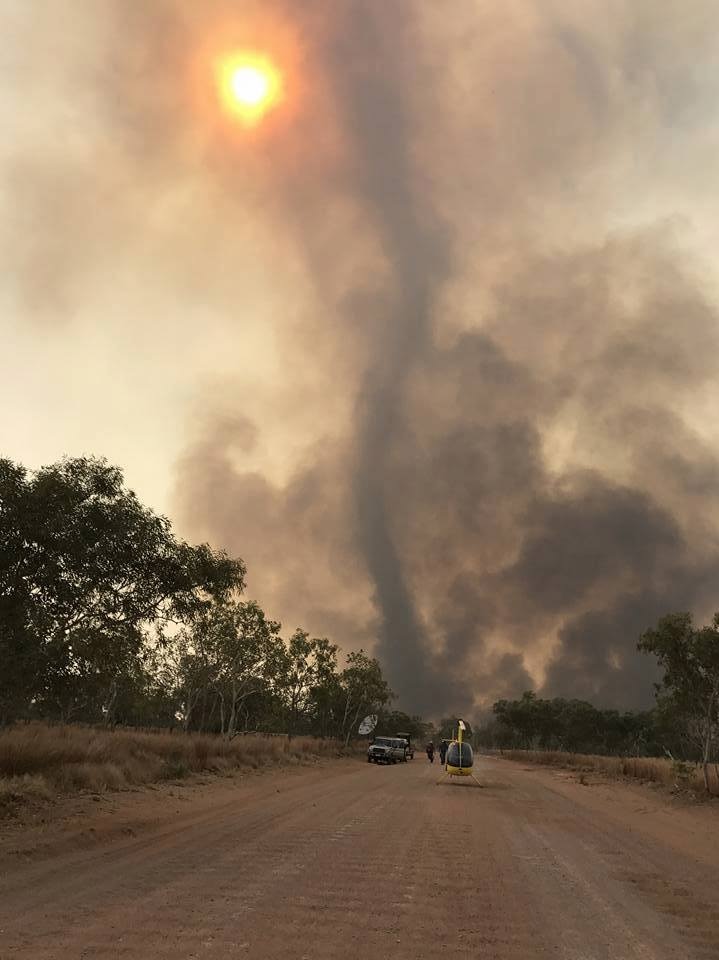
[3,1,719,716]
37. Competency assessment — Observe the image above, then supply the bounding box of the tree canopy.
[4,455,719,772]
[0,456,394,738]
[638,612,719,792]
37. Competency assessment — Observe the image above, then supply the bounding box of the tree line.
[0,456,396,739]
[2,456,717,777]
[477,692,660,755]
[476,611,719,792]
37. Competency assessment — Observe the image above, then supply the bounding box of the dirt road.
[1,755,718,959]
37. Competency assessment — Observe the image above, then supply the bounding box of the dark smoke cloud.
[4,1,719,717]
[327,5,451,710]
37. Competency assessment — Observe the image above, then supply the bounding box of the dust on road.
[1,756,718,959]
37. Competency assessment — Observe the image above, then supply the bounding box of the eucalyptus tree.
[0,455,245,722]
[639,612,719,793]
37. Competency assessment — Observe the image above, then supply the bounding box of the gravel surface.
[1,755,718,959]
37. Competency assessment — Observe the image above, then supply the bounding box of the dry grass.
[0,723,349,815]
[493,749,719,796]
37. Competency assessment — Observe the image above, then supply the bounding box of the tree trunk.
[182,689,197,733]
[227,683,238,739]
[218,693,225,736]
[198,686,208,733]
[206,694,218,732]
[104,681,118,727]
[345,700,364,747]
[703,687,717,795]
[288,700,295,743]
[340,692,353,743]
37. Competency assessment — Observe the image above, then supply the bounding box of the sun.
[217,53,283,125]
[231,65,270,106]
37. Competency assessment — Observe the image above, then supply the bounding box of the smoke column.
[328,5,448,709]
[4,1,719,715]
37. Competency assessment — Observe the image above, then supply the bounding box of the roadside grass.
[491,749,719,796]
[0,723,349,816]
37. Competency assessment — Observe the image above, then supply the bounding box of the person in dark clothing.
[439,740,448,765]
[426,741,435,763]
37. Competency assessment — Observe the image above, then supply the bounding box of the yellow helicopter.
[438,719,482,787]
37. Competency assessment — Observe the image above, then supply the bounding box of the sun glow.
[217,53,283,125]
[232,65,270,106]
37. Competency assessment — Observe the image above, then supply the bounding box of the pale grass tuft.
[0,773,52,807]
[0,723,347,814]
[493,749,718,795]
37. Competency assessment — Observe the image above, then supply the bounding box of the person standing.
[426,741,435,763]
[439,740,448,765]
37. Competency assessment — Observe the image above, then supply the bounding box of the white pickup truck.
[396,733,414,759]
[367,736,408,764]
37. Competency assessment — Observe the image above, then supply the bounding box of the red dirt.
[1,756,718,959]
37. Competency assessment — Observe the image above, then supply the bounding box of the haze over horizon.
[3,1,719,715]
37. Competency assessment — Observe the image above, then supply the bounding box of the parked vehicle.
[396,733,414,759]
[367,736,408,764]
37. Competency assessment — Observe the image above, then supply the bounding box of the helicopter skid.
[436,771,483,787]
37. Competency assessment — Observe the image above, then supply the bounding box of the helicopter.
[438,719,482,787]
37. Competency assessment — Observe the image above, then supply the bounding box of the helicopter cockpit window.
[446,742,474,767]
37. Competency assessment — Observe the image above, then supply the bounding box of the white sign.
[358,714,378,735]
